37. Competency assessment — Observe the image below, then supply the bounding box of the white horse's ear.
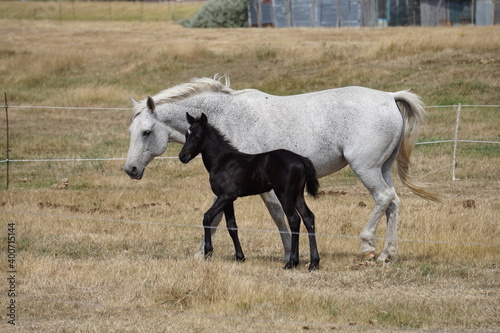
[146,96,155,114]
[129,96,139,107]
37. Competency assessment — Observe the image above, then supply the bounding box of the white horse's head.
[124,96,169,179]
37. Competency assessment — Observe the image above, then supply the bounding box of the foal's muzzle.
[178,153,190,164]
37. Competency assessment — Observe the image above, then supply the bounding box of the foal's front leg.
[224,202,245,262]
[196,196,223,258]
[202,195,234,259]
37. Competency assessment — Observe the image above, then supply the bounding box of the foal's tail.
[299,156,320,198]
[391,90,441,202]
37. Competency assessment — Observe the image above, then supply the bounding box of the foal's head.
[178,113,209,164]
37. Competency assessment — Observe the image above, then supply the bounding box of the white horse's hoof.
[376,253,395,264]
[362,251,376,261]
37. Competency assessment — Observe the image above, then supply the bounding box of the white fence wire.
[1,103,499,166]
[2,208,498,248]
[1,103,499,331]
[1,103,499,247]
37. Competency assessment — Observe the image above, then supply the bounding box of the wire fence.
[2,208,498,248]
[1,103,499,168]
[1,103,499,332]
[0,102,499,247]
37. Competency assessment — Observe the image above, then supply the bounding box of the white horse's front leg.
[195,195,223,258]
[260,191,291,262]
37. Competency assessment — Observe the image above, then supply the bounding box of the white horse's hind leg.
[377,194,400,263]
[350,124,402,262]
[260,191,291,262]
[377,162,400,262]
[356,170,396,261]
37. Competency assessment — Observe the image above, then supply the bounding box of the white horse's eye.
[143,130,152,137]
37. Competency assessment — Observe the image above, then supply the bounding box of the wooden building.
[248,0,498,27]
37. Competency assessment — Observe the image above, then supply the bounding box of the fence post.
[452,103,461,181]
[4,92,10,189]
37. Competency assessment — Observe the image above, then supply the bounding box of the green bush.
[182,0,249,28]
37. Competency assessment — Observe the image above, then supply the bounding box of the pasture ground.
[0,4,499,332]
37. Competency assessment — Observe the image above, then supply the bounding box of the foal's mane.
[131,74,235,120]
[204,121,239,153]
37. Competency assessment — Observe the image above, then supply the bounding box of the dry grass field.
[0,2,499,332]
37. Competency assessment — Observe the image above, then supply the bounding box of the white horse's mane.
[132,74,236,119]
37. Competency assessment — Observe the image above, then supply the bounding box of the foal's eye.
[143,130,152,137]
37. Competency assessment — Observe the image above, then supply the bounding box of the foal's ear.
[146,96,155,114]
[200,113,208,126]
[186,112,196,125]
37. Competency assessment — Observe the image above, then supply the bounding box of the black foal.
[179,113,320,270]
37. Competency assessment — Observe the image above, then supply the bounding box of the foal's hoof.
[308,261,320,271]
[235,255,246,262]
[204,251,213,260]
[283,260,298,270]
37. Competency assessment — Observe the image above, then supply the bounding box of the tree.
[182,0,249,28]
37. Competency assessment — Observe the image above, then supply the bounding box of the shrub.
[181,0,249,28]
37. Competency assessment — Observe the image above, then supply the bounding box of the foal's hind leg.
[295,195,320,271]
[224,202,245,262]
[276,194,302,270]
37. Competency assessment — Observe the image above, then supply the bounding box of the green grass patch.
[458,142,499,158]
[377,307,425,328]
[0,1,203,22]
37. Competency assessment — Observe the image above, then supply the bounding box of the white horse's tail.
[391,91,441,202]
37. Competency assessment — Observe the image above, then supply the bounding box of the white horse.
[125,75,439,263]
